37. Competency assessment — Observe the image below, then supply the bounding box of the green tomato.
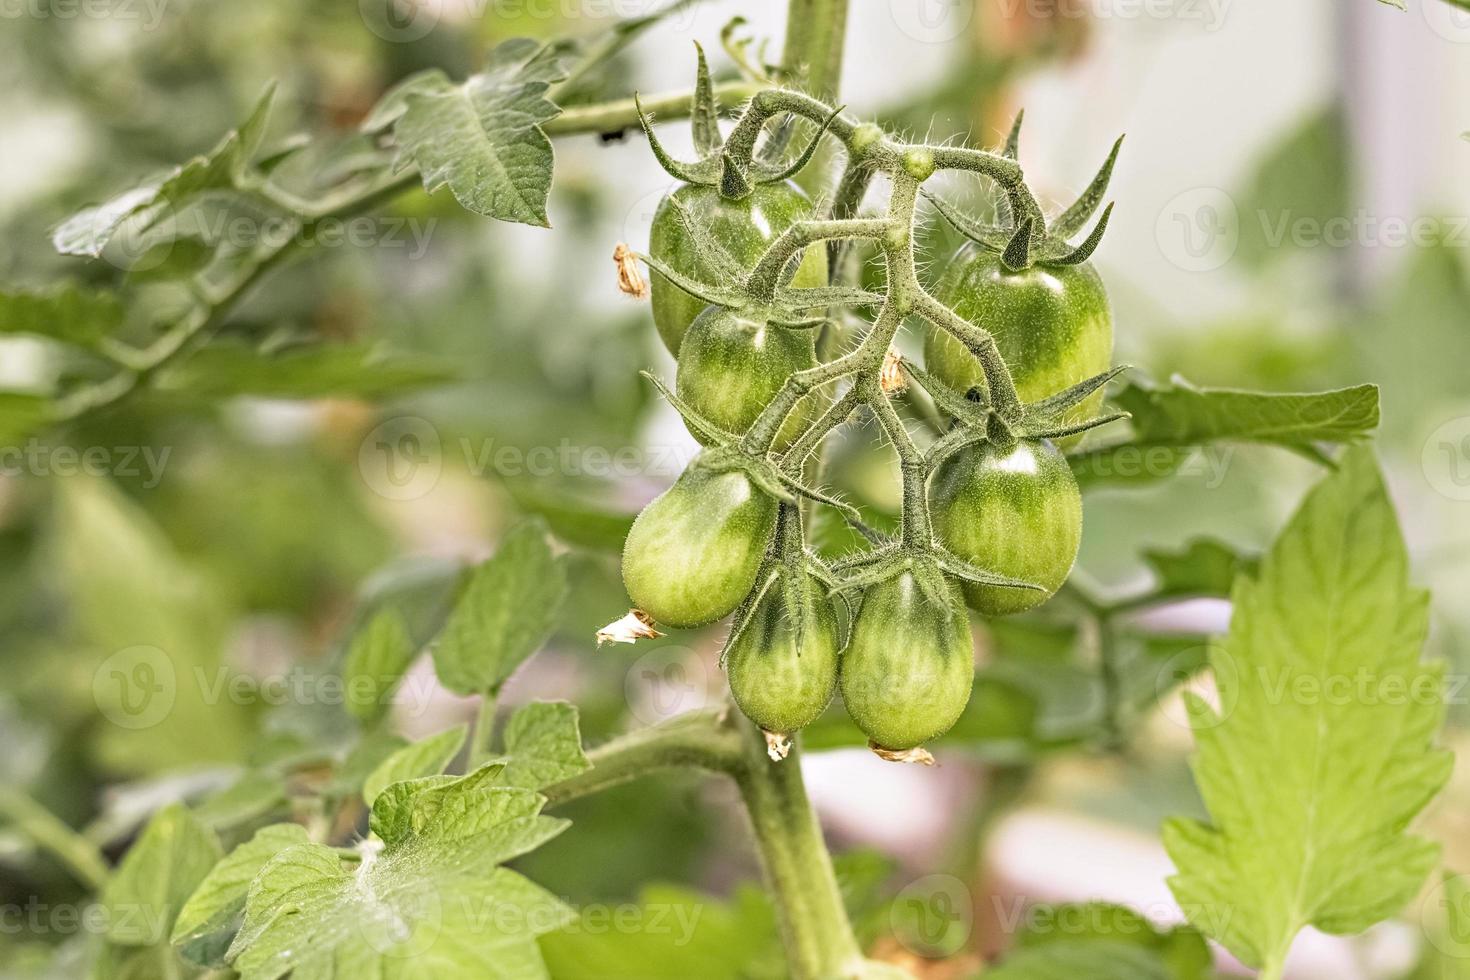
[929,438,1082,617]
[675,306,825,449]
[621,463,777,628]
[839,572,974,750]
[924,246,1112,443]
[725,570,839,734]
[649,182,828,355]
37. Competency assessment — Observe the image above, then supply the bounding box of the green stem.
[546,81,764,137]
[781,0,851,98]
[0,790,110,891]
[542,708,744,807]
[469,689,499,768]
[734,723,864,980]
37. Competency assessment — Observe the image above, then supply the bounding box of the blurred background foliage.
[0,0,1467,977]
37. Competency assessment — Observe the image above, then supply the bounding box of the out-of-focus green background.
[1,1,1467,977]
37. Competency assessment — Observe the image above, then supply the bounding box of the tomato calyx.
[827,547,1043,616]
[905,358,1131,459]
[634,45,844,199]
[923,116,1123,271]
[642,372,864,525]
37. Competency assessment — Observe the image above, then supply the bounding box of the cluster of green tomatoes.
[615,75,1119,756]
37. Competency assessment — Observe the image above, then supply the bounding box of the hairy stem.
[734,724,864,980]
[781,0,850,98]
[542,708,744,808]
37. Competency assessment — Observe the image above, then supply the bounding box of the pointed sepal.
[753,105,845,185]
[1053,135,1123,241]
[1048,202,1114,266]
[636,93,718,185]
[690,42,722,156]
[641,371,739,445]
[1000,216,1035,272]
[720,151,753,200]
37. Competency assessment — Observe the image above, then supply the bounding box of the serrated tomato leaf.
[53,86,275,258]
[1163,446,1452,971]
[431,520,568,695]
[362,725,467,805]
[342,608,417,724]
[385,39,568,227]
[171,823,311,967]
[0,284,125,348]
[226,765,571,979]
[1072,376,1379,486]
[499,701,590,790]
[100,805,222,947]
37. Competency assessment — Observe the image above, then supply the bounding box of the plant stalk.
[781,0,851,98]
[734,723,865,980]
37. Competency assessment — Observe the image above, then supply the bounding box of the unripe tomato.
[622,463,777,628]
[675,306,825,449]
[929,438,1082,617]
[839,573,974,750]
[649,182,828,355]
[725,570,839,734]
[924,246,1112,441]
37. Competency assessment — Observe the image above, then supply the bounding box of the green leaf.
[155,342,456,399]
[100,805,222,946]
[342,608,417,724]
[191,771,288,831]
[0,284,125,348]
[362,724,468,805]
[0,392,52,447]
[171,823,311,968]
[1141,537,1258,601]
[1007,903,1212,980]
[983,940,1188,980]
[431,520,568,695]
[1072,377,1379,486]
[227,766,572,979]
[500,701,590,790]
[503,479,636,552]
[53,86,274,257]
[1163,446,1452,971]
[387,39,568,227]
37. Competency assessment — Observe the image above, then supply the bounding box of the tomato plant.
[0,3,1458,980]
